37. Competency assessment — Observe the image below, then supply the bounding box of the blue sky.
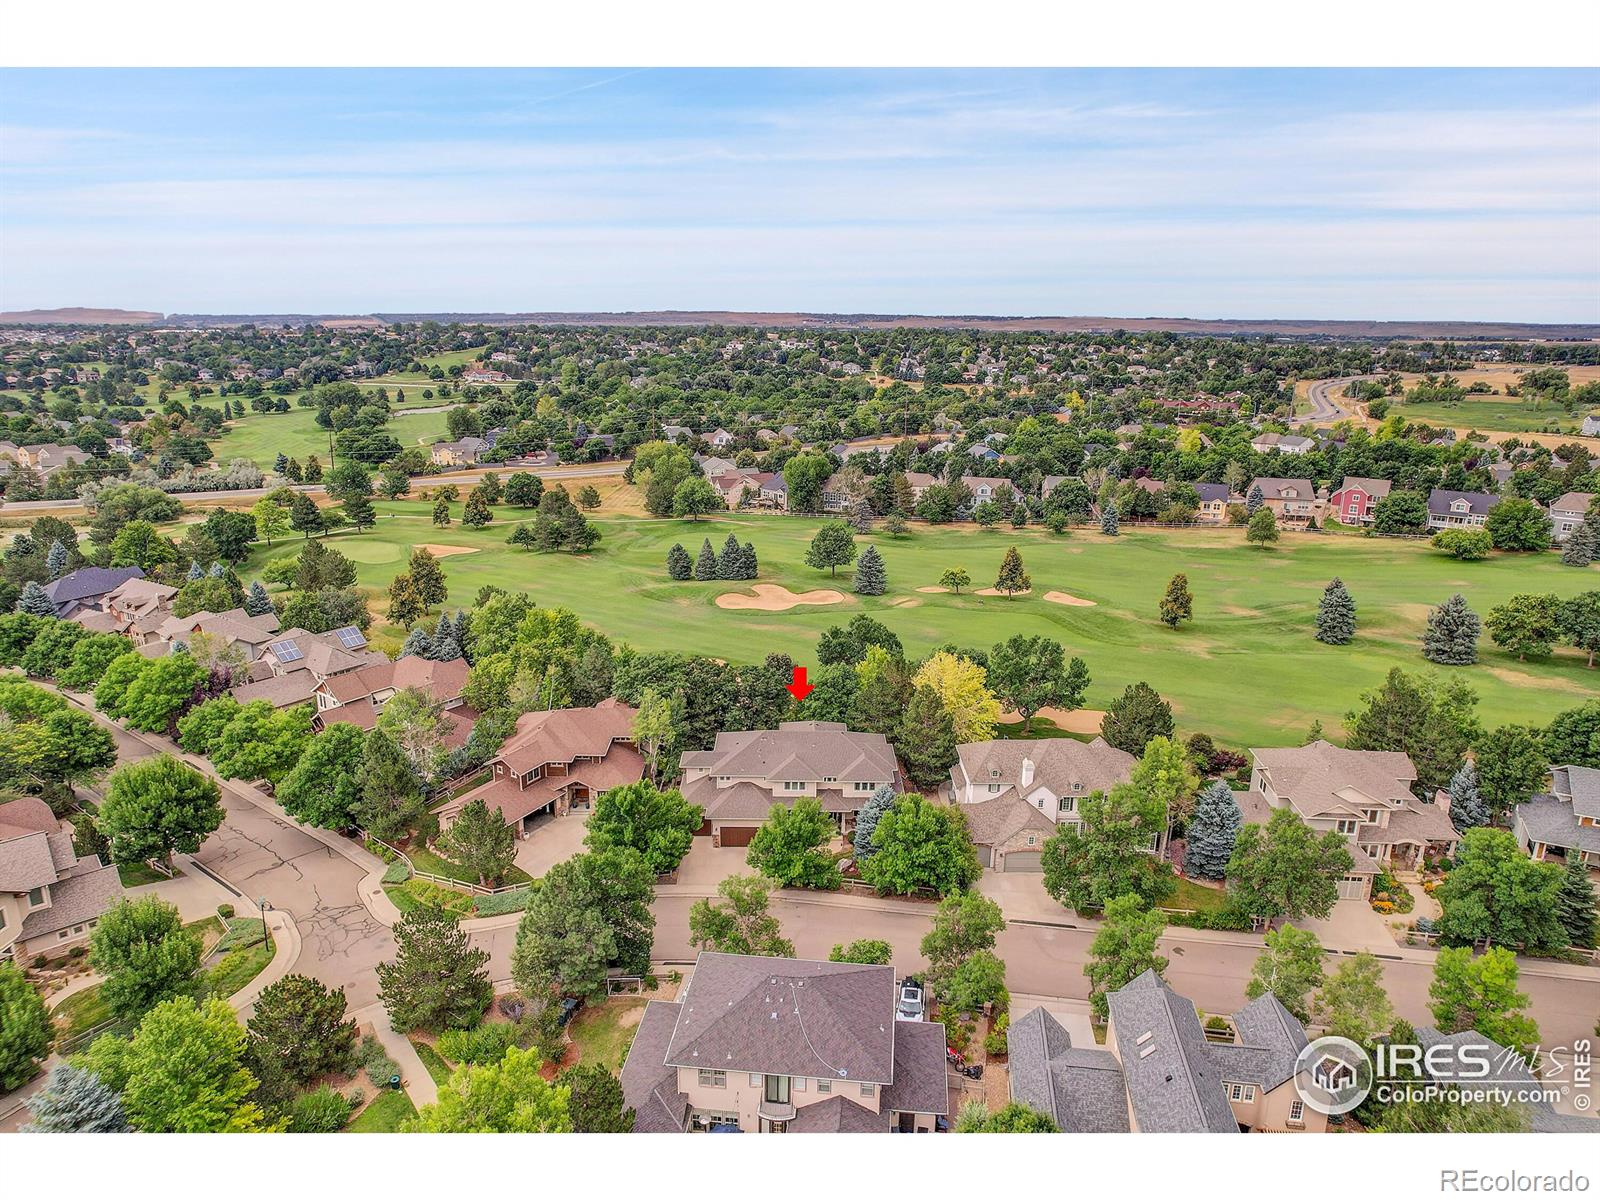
[2,68,1597,320]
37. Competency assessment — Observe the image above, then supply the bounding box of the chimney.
[1020,757,1035,789]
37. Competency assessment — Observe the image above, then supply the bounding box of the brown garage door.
[1002,851,1043,873]
[718,825,757,848]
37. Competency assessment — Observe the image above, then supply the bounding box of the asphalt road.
[1303,375,1374,425]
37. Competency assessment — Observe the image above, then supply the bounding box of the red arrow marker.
[786,666,814,701]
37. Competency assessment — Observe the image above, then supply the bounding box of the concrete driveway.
[1299,898,1400,955]
[671,839,756,890]
[512,811,592,878]
[975,870,1071,923]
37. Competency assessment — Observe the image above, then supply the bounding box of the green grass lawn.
[115,860,172,887]
[242,505,1599,748]
[1389,397,1583,434]
[409,1038,455,1087]
[345,1088,418,1132]
[1166,876,1230,913]
[206,405,453,470]
[50,983,113,1042]
[566,998,647,1072]
[202,931,275,1001]
[403,843,533,888]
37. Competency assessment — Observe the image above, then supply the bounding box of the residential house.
[41,566,146,619]
[0,796,124,962]
[660,424,694,443]
[430,437,488,467]
[1010,979,1326,1133]
[1426,489,1496,531]
[1246,477,1319,525]
[696,456,737,479]
[313,654,472,738]
[1328,476,1392,527]
[706,427,735,448]
[461,367,508,384]
[1194,482,1232,523]
[1549,493,1594,543]
[1247,741,1461,893]
[1581,415,1600,438]
[819,472,863,513]
[679,721,903,847]
[619,951,949,1133]
[152,607,280,657]
[949,738,1136,871]
[436,699,642,836]
[1250,431,1314,455]
[757,476,789,510]
[100,576,178,639]
[956,476,1013,516]
[1513,765,1600,870]
[5,443,91,476]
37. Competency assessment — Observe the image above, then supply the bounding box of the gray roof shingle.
[1107,969,1239,1133]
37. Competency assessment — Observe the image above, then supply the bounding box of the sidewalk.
[353,1002,439,1111]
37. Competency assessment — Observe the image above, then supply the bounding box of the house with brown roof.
[312,654,471,732]
[1328,476,1392,526]
[1549,492,1594,543]
[1246,477,1320,525]
[679,721,903,848]
[102,576,178,638]
[949,738,1136,871]
[153,607,280,656]
[436,699,642,835]
[619,951,949,1133]
[253,625,386,682]
[1247,741,1460,892]
[0,797,124,962]
[1513,765,1600,870]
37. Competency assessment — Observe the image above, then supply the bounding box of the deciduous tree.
[1085,894,1168,1023]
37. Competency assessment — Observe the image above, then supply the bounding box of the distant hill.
[4,306,1596,340]
[0,307,163,325]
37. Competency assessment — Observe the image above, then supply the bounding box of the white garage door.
[1337,875,1366,900]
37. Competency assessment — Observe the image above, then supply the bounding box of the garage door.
[975,846,993,868]
[1002,851,1043,873]
[1337,875,1367,900]
[718,825,757,848]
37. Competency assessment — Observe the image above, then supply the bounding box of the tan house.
[1194,482,1233,522]
[153,607,280,657]
[1248,741,1460,893]
[679,722,902,848]
[102,576,178,639]
[436,699,642,835]
[620,951,949,1133]
[1246,477,1319,525]
[949,738,1136,871]
[0,797,124,962]
[1513,765,1600,869]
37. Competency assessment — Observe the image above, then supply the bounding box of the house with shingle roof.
[0,796,124,961]
[1006,1007,1130,1131]
[436,699,642,835]
[1246,477,1319,525]
[1328,476,1392,526]
[1247,741,1460,890]
[949,738,1136,871]
[619,951,949,1133]
[313,654,471,730]
[1549,492,1594,543]
[102,576,178,637]
[153,607,280,656]
[1513,765,1600,870]
[1250,431,1314,455]
[41,566,145,619]
[429,437,488,467]
[1426,488,1497,531]
[679,722,903,848]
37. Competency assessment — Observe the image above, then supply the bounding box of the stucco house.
[0,797,124,962]
[620,951,949,1133]
[1250,431,1314,455]
[1328,476,1392,526]
[430,437,488,467]
[312,654,472,736]
[679,722,902,848]
[1194,482,1232,522]
[437,699,642,835]
[1246,477,1319,525]
[41,566,146,619]
[1247,741,1460,894]
[949,738,1136,871]
[1548,492,1594,543]
[1513,765,1600,870]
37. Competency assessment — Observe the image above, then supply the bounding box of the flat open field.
[241,505,1600,748]
[206,405,452,468]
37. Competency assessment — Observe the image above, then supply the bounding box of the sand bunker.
[1002,707,1108,736]
[716,584,846,612]
[975,587,1033,597]
[416,544,480,558]
[1043,591,1096,607]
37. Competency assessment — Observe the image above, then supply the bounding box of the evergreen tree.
[22,1064,129,1133]
[1447,761,1489,833]
[1315,577,1357,644]
[849,497,875,533]
[431,612,465,661]
[432,496,451,527]
[994,545,1031,597]
[243,580,274,617]
[666,542,693,580]
[693,538,718,581]
[894,685,958,788]
[1184,781,1241,881]
[1560,521,1596,567]
[1423,593,1481,665]
[377,906,493,1034]
[716,533,743,580]
[1247,484,1264,515]
[854,545,887,595]
[401,626,435,659]
[1159,573,1193,628]
[1556,855,1598,950]
[1100,501,1119,536]
[273,452,289,475]
[17,580,56,617]
[739,541,759,579]
[853,783,897,862]
[186,559,205,582]
[45,539,68,579]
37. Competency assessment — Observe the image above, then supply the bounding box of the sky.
[2,68,1598,321]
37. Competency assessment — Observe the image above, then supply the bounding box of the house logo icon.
[1294,1036,1372,1116]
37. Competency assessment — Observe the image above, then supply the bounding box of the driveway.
[670,838,757,890]
[1298,898,1399,955]
[512,811,592,878]
[975,870,1071,923]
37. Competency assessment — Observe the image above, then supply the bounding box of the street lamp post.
[258,896,271,951]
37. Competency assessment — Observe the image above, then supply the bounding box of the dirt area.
[886,596,922,607]
[715,583,847,611]
[1001,706,1108,735]
[974,587,1032,597]
[415,543,479,557]
[915,585,949,593]
[1042,590,1096,607]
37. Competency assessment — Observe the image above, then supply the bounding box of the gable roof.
[620,1000,690,1133]
[1107,969,1239,1133]
[496,698,637,776]
[42,565,144,607]
[1427,488,1496,517]
[1007,1007,1130,1132]
[1251,740,1416,818]
[663,952,896,1084]
[678,721,898,785]
[1210,993,1308,1092]
[956,737,1135,802]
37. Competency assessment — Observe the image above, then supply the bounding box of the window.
[1226,1083,1256,1103]
[1363,809,1379,823]
[26,887,46,908]
[1072,782,1084,793]
[697,1070,726,1088]
[1288,1100,1305,1125]
[1058,797,1075,813]
[859,1083,875,1098]
[782,781,804,792]
[764,1075,791,1105]
[1335,819,1358,835]
[816,1079,832,1095]
[822,777,836,784]
[988,783,1001,794]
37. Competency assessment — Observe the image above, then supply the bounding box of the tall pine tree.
[994,546,1031,597]
[1556,855,1598,950]
[666,543,693,580]
[1315,577,1357,644]
[1184,781,1241,881]
[852,784,897,862]
[1159,573,1193,628]
[1100,501,1119,537]
[1447,761,1488,833]
[244,580,274,617]
[693,538,718,581]
[1423,593,1481,665]
[854,545,887,595]
[716,533,743,580]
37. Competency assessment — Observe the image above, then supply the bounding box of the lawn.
[565,998,647,1072]
[50,984,114,1043]
[241,504,1599,748]
[403,842,533,888]
[206,405,453,470]
[1166,876,1230,913]
[409,1038,455,1088]
[1388,397,1585,435]
[345,1088,418,1132]
[202,926,275,1001]
[115,860,172,887]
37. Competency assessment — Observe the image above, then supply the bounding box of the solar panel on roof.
[270,639,304,663]
[333,626,367,649]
